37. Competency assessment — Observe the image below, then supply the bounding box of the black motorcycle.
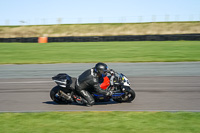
[50,70,135,105]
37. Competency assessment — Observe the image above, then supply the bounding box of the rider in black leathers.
[75,62,113,106]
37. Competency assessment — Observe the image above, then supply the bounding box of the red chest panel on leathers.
[100,76,110,90]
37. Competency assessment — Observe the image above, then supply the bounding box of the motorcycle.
[50,70,136,105]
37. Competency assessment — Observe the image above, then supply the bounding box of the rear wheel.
[50,86,70,104]
[113,88,135,103]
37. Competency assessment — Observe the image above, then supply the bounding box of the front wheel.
[113,88,136,103]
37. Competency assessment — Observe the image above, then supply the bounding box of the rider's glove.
[107,69,114,74]
[106,91,113,96]
[110,69,114,75]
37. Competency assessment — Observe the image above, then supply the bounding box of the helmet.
[95,62,108,76]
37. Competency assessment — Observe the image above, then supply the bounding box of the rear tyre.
[50,86,69,104]
[113,88,136,103]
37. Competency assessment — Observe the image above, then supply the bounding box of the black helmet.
[95,62,108,76]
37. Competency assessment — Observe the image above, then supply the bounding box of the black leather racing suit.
[75,68,108,106]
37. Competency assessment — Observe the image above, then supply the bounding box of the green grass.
[0,41,200,64]
[0,111,200,133]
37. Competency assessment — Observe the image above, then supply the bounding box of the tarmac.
[0,62,200,112]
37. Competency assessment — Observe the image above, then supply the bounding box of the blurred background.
[1,14,200,26]
[0,0,200,38]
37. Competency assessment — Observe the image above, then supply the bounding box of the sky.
[0,0,200,25]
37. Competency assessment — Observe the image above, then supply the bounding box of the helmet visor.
[99,69,107,75]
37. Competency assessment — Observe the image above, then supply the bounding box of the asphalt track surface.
[0,62,200,112]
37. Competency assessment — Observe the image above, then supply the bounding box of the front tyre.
[50,86,68,104]
[114,88,136,103]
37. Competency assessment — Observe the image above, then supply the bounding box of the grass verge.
[1,21,200,37]
[0,111,200,133]
[0,41,200,64]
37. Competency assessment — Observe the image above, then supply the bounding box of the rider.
[75,62,113,106]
